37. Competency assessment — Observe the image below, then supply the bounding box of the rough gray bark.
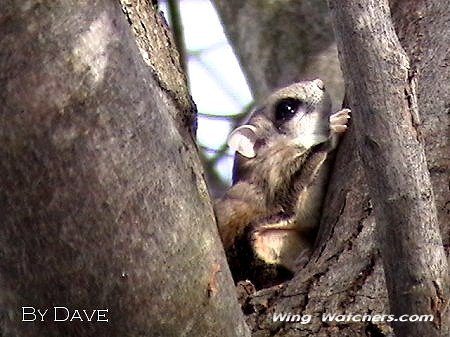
[390,0,450,260]
[328,1,449,336]
[0,1,249,337]
[212,0,344,109]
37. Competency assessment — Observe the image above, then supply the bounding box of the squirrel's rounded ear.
[227,125,258,158]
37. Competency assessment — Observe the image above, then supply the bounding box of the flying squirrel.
[214,79,350,289]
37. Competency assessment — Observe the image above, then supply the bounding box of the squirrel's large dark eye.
[274,98,303,121]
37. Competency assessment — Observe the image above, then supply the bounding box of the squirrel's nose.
[312,79,325,90]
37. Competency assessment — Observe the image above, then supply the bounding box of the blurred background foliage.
[159,0,254,197]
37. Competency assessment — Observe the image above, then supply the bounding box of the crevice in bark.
[431,279,446,329]
[315,191,348,262]
[339,255,377,309]
[365,321,385,337]
[404,68,422,143]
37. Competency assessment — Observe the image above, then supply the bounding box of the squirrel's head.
[228,79,332,158]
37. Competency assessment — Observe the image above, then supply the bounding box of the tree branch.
[328,1,449,336]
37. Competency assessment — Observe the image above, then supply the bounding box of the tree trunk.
[329,1,449,336]
[390,0,450,261]
[213,0,449,336]
[0,1,249,336]
[212,0,344,110]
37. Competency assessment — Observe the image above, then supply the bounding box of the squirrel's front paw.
[330,108,351,133]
